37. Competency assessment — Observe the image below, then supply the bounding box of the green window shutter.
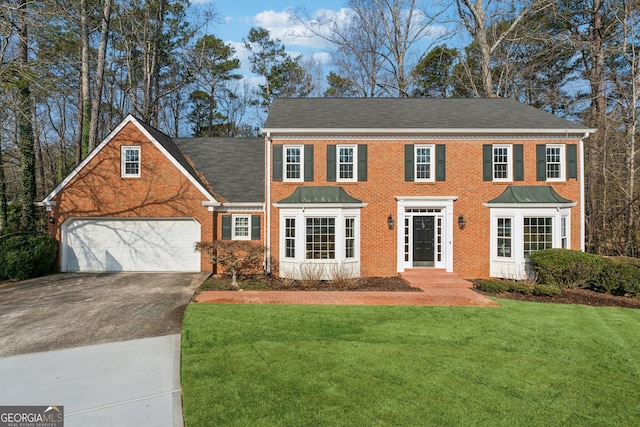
[358,144,368,181]
[536,144,546,181]
[404,144,414,181]
[251,215,260,240]
[567,144,577,179]
[222,215,231,240]
[272,144,283,181]
[327,145,336,182]
[482,144,493,181]
[514,144,524,181]
[435,144,446,181]
[304,145,314,181]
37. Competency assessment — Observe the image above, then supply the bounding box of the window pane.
[124,148,140,175]
[497,217,512,257]
[493,147,509,179]
[285,218,296,258]
[546,147,561,179]
[285,147,301,179]
[345,218,355,258]
[524,217,553,257]
[234,216,249,237]
[339,147,354,180]
[416,147,431,179]
[306,218,335,259]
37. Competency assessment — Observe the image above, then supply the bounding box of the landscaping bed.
[199,275,421,292]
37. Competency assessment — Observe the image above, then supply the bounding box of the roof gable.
[41,115,219,206]
[263,98,595,136]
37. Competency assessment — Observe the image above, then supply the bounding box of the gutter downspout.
[579,132,589,252]
[265,132,272,276]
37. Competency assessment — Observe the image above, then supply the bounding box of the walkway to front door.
[196,270,498,307]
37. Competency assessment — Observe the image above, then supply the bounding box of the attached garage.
[61,218,201,272]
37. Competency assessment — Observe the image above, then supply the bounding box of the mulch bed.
[202,275,421,292]
[474,286,640,309]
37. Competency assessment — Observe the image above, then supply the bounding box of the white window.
[493,145,512,181]
[523,217,553,257]
[278,208,361,280]
[232,215,251,240]
[337,145,357,182]
[121,146,140,178]
[284,146,303,182]
[546,144,565,181]
[284,218,296,259]
[561,216,568,249]
[415,145,435,182]
[497,217,512,258]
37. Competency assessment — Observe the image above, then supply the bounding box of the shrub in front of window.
[532,284,561,296]
[0,232,57,280]
[195,241,263,288]
[529,249,605,289]
[476,279,511,293]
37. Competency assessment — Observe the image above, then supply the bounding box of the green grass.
[181,300,640,426]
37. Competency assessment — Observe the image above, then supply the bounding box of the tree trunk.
[89,0,113,151]
[80,0,91,158]
[0,145,7,232]
[17,0,36,231]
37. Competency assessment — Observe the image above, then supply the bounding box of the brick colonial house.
[263,98,594,280]
[41,98,594,280]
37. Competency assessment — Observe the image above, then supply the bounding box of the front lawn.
[181,301,640,426]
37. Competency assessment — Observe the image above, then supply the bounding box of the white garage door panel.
[63,219,201,272]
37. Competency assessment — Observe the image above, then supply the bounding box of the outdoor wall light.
[387,214,395,230]
[458,215,467,230]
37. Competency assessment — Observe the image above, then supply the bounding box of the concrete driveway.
[0,272,206,426]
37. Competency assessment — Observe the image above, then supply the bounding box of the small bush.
[529,249,605,289]
[508,281,533,295]
[477,279,510,293]
[597,258,640,297]
[533,284,561,296]
[0,232,57,280]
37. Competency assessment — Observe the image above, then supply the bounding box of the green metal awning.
[277,186,364,205]
[486,186,574,205]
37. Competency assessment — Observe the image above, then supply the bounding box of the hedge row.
[529,249,640,297]
[0,233,57,280]
[476,279,560,296]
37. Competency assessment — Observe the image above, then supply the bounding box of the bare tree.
[196,240,264,288]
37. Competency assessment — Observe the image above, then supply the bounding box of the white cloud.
[189,0,212,4]
[224,16,232,25]
[252,9,334,49]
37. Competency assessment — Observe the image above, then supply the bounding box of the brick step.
[400,269,473,288]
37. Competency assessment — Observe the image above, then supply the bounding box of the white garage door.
[62,218,201,272]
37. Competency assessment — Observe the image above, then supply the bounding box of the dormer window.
[121,146,140,178]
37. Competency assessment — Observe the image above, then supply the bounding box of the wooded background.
[0,0,637,258]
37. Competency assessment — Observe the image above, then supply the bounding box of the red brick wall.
[269,137,582,279]
[48,122,215,271]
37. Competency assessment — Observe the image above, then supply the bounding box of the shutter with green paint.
[358,144,368,181]
[304,145,314,181]
[536,144,546,181]
[404,144,414,181]
[222,215,231,240]
[567,144,577,179]
[514,144,524,181]
[482,144,492,181]
[327,145,336,182]
[272,144,283,181]
[251,215,260,240]
[435,144,446,181]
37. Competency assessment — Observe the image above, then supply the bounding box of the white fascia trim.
[41,114,220,205]
[483,202,577,209]
[262,128,597,137]
[273,203,368,209]
[210,202,265,212]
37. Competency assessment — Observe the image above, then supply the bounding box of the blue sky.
[190,0,347,80]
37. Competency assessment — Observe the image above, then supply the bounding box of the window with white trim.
[493,145,512,181]
[121,146,140,178]
[284,218,296,258]
[345,217,355,258]
[232,215,251,240]
[306,217,335,259]
[415,145,434,181]
[285,146,303,181]
[497,217,512,258]
[546,145,565,181]
[523,217,553,257]
[338,145,356,182]
[561,216,568,249]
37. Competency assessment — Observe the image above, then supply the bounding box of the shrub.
[533,284,561,296]
[529,249,605,289]
[477,279,510,293]
[0,232,57,280]
[597,257,640,297]
[508,281,533,295]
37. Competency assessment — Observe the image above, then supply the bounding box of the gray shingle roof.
[173,137,264,203]
[263,98,590,132]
